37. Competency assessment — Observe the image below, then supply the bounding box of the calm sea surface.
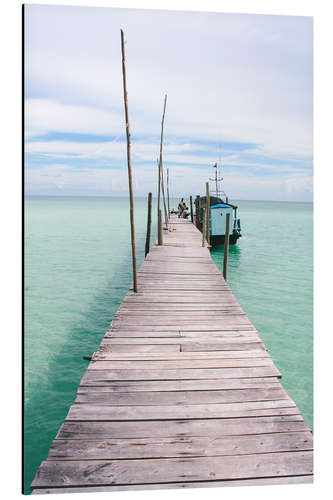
[24,196,313,494]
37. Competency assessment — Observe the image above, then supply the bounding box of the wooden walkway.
[31,215,313,493]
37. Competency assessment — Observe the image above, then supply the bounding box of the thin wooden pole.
[157,158,161,228]
[157,160,163,245]
[190,195,194,223]
[205,182,210,246]
[161,160,168,228]
[158,94,167,230]
[158,209,163,245]
[223,213,230,280]
[195,195,200,228]
[120,29,137,293]
[202,208,206,247]
[167,168,170,216]
[145,192,152,257]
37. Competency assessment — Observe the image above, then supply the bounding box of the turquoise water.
[24,197,313,494]
[211,201,313,429]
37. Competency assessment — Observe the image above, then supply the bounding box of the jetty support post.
[161,161,168,229]
[145,192,152,256]
[158,209,163,245]
[157,160,163,245]
[157,159,161,232]
[190,195,193,223]
[120,29,137,293]
[194,195,200,228]
[167,168,170,217]
[205,182,210,246]
[202,208,206,247]
[223,213,230,280]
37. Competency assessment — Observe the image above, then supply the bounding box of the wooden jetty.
[31,215,313,494]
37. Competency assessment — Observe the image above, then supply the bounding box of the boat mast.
[210,163,223,198]
[215,168,218,197]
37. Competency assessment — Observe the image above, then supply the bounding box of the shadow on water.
[210,242,242,271]
[24,250,138,494]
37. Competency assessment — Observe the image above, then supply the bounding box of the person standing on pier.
[178,198,185,218]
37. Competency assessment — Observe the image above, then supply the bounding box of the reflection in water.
[211,242,242,271]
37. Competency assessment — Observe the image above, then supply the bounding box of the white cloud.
[25,99,124,137]
[25,160,312,202]
[24,5,313,200]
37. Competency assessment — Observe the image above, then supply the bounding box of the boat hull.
[210,233,241,247]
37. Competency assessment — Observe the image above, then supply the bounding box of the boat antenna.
[210,162,223,197]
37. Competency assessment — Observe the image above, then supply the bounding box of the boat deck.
[31,215,313,494]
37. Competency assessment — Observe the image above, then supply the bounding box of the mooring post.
[158,209,163,245]
[121,29,137,292]
[145,192,152,256]
[157,158,161,231]
[161,162,168,229]
[202,208,206,247]
[205,182,210,246]
[223,213,230,280]
[190,195,194,223]
[195,195,200,228]
[167,168,170,217]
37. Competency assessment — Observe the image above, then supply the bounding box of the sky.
[24,4,313,201]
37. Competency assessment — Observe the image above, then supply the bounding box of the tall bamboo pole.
[167,168,170,216]
[195,195,200,228]
[120,29,137,292]
[223,213,230,280]
[158,209,163,246]
[157,158,161,231]
[157,159,163,245]
[202,208,206,247]
[158,94,167,228]
[161,160,168,228]
[205,181,210,246]
[145,192,152,257]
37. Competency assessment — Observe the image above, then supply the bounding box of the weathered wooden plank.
[106,327,257,335]
[57,415,308,439]
[105,335,260,343]
[75,387,288,405]
[109,324,256,331]
[118,306,244,312]
[115,311,246,317]
[105,331,181,338]
[48,431,313,461]
[139,269,221,276]
[106,331,257,338]
[93,347,270,359]
[78,378,281,392]
[132,285,229,290]
[66,399,298,421]
[145,257,215,263]
[139,274,224,278]
[181,342,266,352]
[31,475,314,494]
[88,357,275,370]
[96,344,181,353]
[123,295,236,302]
[80,366,281,384]
[104,333,259,341]
[136,276,226,282]
[31,451,313,488]
[110,319,253,327]
[113,318,249,326]
[101,341,265,352]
